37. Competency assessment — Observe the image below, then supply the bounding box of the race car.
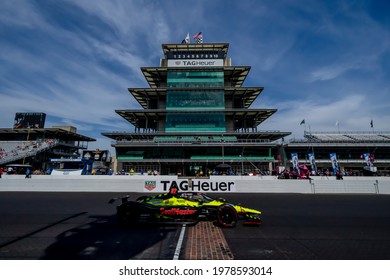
[109,191,262,228]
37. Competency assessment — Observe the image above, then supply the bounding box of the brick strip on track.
[184,221,234,260]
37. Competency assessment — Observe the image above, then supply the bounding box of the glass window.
[165,70,226,132]
[166,90,224,110]
[165,112,226,132]
[167,71,224,88]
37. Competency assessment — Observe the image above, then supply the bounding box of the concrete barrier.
[0,175,144,192]
[235,179,313,193]
[0,174,389,194]
[312,180,376,194]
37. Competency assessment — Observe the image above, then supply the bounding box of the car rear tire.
[217,204,238,228]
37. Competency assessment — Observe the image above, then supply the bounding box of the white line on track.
[173,224,186,260]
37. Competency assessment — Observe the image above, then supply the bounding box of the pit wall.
[1,175,389,194]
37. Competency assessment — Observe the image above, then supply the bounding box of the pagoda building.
[102,42,291,175]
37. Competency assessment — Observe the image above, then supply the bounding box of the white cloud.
[0,0,45,29]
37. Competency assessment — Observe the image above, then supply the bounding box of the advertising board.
[14,112,46,129]
[167,59,224,68]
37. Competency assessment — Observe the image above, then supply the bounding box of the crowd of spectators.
[0,139,56,164]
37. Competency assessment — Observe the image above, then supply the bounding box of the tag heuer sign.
[145,181,156,191]
[168,59,223,68]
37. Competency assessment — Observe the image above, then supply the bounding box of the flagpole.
[370,119,374,133]
[300,119,306,135]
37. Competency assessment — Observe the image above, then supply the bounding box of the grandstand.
[0,127,95,171]
[0,139,58,165]
[285,131,390,176]
[304,131,390,143]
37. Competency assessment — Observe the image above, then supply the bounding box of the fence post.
[374,180,379,194]
[310,178,315,194]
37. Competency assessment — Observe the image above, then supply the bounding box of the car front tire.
[217,204,238,228]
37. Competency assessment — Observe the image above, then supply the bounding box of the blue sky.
[1,0,389,153]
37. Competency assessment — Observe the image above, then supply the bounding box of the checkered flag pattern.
[193,32,203,44]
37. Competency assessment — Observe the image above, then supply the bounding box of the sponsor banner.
[307,152,317,173]
[330,153,339,173]
[82,149,109,162]
[291,153,300,175]
[143,178,236,192]
[168,59,224,68]
[50,169,83,176]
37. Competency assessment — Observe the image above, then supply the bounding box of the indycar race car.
[109,191,262,228]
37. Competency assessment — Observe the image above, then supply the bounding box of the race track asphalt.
[220,193,390,260]
[0,192,389,260]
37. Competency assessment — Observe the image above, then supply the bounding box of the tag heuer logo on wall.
[168,59,223,68]
[145,181,156,191]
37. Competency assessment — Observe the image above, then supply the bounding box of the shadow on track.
[41,214,176,260]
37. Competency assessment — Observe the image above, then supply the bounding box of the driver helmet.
[169,185,179,195]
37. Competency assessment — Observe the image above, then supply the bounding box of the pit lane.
[0,192,389,259]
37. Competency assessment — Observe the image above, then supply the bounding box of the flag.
[181,32,190,44]
[335,120,339,126]
[370,120,373,128]
[363,153,373,167]
[193,32,203,44]
[300,119,305,125]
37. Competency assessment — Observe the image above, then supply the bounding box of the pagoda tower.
[102,42,290,175]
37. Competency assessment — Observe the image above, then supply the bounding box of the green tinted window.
[165,70,225,132]
[167,71,224,88]
[166,90,224,110]
[166,112,226,132]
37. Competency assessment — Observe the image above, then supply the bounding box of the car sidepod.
[157,206,200,225]
[117,199,201,226]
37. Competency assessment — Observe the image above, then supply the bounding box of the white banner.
[168,59,224,68]
[50,169,83,176]
[143,178,236,192]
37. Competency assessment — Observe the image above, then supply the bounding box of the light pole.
[240,154,244,175]
[221,136,225,164]
[22,126,31,165]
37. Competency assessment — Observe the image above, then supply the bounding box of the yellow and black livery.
[109,190,262,228]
